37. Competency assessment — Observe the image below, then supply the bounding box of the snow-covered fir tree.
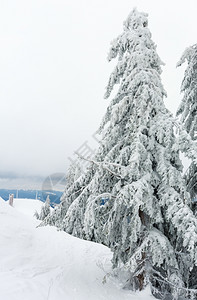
[46,9,197,299]
[38,195,51,221]
[34,210,40,220]
[43,158,87,228]
[177,44,197,140]
[176,45,197,213]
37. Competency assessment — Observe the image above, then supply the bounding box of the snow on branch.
[76,153,126,180]
[173,119,197,165]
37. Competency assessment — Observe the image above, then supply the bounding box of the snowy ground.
[0,197,153,300]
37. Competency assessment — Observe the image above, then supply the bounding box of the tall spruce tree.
[177,45,197,211]
[47,9,197,299]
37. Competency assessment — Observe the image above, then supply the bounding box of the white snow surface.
[13,198,44,217]
[0,198,153,300]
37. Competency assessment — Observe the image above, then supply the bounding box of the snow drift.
[0,198,152,300]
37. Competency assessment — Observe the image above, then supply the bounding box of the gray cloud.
[0,0,196,188]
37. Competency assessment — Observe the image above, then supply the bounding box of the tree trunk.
[136,208,147,290]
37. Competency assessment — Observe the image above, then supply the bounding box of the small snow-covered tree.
[43,159,87,228]
[177,45,197,211]
[47,9,197,299]
[34,210,39,220]
[39,195,51,221]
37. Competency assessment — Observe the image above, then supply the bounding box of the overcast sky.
[0,0,197,189]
